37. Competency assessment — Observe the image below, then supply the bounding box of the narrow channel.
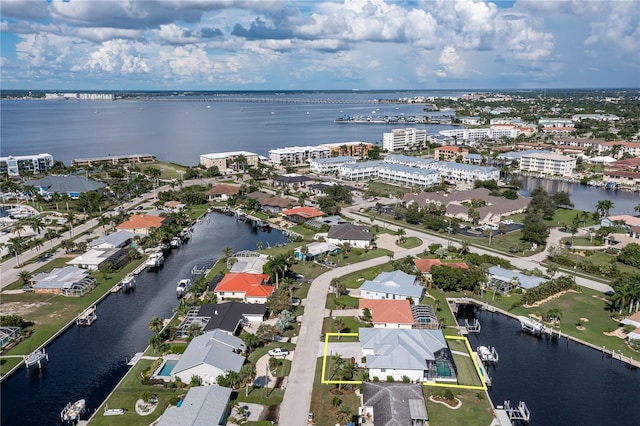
[1,213,287,426]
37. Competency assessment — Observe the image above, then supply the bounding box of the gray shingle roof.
[171,330,245,377]
[362,382,428,426]
[327,223,371,241]
[25,175,106,194]
[157,385,232,426]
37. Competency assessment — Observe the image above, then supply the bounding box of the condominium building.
[319,142,373,158]
[438,127,520,142]
[434,146,469,162]
[309,156,356,174]
[268,146,329,165]
[429,162,500,183]
[519,152,576,177]
[71,153,155,167]
[0,153,54,176]
[199,151,259,173]
[382,128,427,152]
[538,118,574,128]
[338,161,385,181]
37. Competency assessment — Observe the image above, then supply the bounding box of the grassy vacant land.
[322,316,367,340]
[447,339,484,388]
[424,387,494,426]
[310,357,361,426]
[138,161,188,181]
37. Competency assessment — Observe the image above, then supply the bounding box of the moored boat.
[60,399,86,422]
[122,274,136,292]
[517,315,544,335]
[176,279,192,298]
[145,252,164,269]
[76,306,97,326]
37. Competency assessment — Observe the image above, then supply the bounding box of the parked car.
[268,347,290,357]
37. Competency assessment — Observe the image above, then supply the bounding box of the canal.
[459,306,640,426]
[0,212,287,426]
[519,176,640,215]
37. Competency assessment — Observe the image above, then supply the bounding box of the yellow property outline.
[320,332,487,390]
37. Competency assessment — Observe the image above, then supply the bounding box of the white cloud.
[437,45,465,78]
[76,40,150,74]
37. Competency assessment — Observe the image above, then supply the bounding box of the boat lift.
[494,400,531,425]
[25,347,48,369]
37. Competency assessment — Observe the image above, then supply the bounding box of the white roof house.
[486,266,546,294]
[294,241,339,260]
[67,248,123,271]
[157,385,232,426]
[229,255,269,275]
[359,328,453,383]
[171,329,246,385]
[359,270,424,304]
[88,230,134,249]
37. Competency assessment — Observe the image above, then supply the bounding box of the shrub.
[372,376,379,382]
[386,375,395,382]
[401,375,411,383]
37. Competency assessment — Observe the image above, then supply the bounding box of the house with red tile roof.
[359,299,414,329]
[281,206,325,223]
[214,273,273,304]
[413,258,468,282]
[116,214,166,236]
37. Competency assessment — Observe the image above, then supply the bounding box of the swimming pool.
[436,361,452,377]
[157,359,178,377]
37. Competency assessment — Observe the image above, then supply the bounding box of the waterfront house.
[359,270,424,304]
[170,329,246,385]
[24,175,106,199]
[157,384,232,426]
[67,247,128,271]
[229,254,269,275]
[626,328,640,343]
[621,312,640,329]
[326,223,373,249]
[361,382,428,426]
[486,266,546,294]
[116,214,165,236]
[294,241,339,261]
[214,273,273,304]
[205,183,240,202]
[31,266,96,296]
[281,206,325,223]
[359,328,455,382]
[359,299,414,329]
[88,230,134,250]
[176,302,267,338]
[244,191,294,214]
[163,200,186,212]
[413,258,468,283]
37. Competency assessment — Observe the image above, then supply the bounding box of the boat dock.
[24,348,48,369]
[517,316,545,335]
[76,306,97,326]
[477,346,499,363]
[492,400,530,425]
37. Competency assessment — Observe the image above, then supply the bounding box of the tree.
[334,317,345,333]
[551,191,573,208]
[522,212,549,246]
[300,245,309,263]
[618,243,640,268]
[256,241,264,251]
[256,323,279,343]
[18,270,33,286]
[332,279,347,297]
[7,237,25,266]
[361,307,372,323]
[222,245,234,258]
[239,363,257,397]
[149,316,164,335]
[595,200,614,218]
[275,309,294,333]
[264,252,293,289]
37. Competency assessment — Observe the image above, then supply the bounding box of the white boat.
[77,306,97,326]
[170,236,182,248]
[61,399,86,422]
[121,274,136,292]
[477,345,499,363]
[176,279,192,297]
[517,316,544,335]
[25,348,48,368]
[145,252,164,269]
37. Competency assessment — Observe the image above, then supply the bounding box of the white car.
[268,348,289,357]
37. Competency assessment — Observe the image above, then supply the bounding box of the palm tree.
[18,270,33,286]
[239,363,257,397]
[11,220,26,238]
[265,252,292,290]
[61,239,75,254]
[7,237,25,266]
[595,200,614,218]
[30,216,45,236]
[256,241,264,251]
[334,317,345,333]
[148,316,164,335]
[222,245,234,258]
[65,211,75,237]
[300,245,309,263]
[459,240,470,255]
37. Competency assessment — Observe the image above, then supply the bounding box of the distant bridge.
[148,97,385,105]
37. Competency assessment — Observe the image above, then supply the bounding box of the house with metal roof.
[171,329,246,385]
[361,382,428,426]
[326,223,373,249]
[157,384,232,426]
[66,247,128,271]
[359,328,455,383]
[88,230,134,249]
[486,266,546,294]
[25,175,106,198]
[31,266,96,296]
[294,241,340,261]
[176,302,267,338]
[359,270,424,304]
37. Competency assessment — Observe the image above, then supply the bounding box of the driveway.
[317,342,362,361]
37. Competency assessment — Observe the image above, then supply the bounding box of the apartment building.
[434,146,469,162]
[268,146,329,165]
[71,153,155,167]
[382,128,427,152]
[309,156,356,174]
[519,152,576,177]
[0,153,54,176]
[438,127,520,141]
[199,151,259,173]
[538,118,574,128]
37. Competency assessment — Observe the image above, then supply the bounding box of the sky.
[1,0,639,91]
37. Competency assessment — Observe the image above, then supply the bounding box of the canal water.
[459,306,640,426]
[519,176,640,216]
[0,212,287,426]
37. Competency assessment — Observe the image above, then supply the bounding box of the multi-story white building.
[429,162,500,183]
[438,127,520,142]
[384,154,437,169]
[382,128,427,152]
[538,118,574,128]
[377,163,440,188]
[310,156,356,174]
[0,153,54,176]
[268,146,329,165]
[338,161,384,181]
[572,114,620,122]
[199,151,259,173]
[519,152,576,177]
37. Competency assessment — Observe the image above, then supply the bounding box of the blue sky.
[1,0,638,90]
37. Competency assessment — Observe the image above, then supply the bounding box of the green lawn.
[234,388,285,406]
[366,181,412,197]
[138,161,188,180]
[337,263,394,289]
[271,359,292,377]
[326,294,360,310]
[397,236,422,249]
[322,316,367,338]
[424,388,494,426]
[448,339,483,387]
[560,236,603,247]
